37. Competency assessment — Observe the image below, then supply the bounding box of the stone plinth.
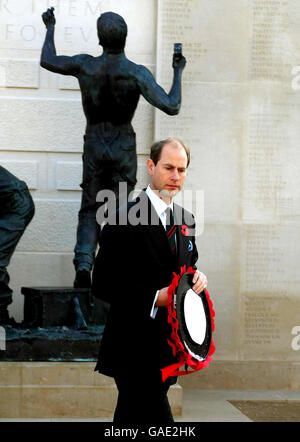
[21,287,109,327]
[0,287,109,362]
[0,362,182,419]
[0,326,103,362]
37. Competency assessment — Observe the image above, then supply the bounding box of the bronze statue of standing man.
[40,8,186,288]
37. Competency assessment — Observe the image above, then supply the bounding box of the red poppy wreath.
[161,266,215,382]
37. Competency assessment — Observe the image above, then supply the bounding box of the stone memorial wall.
[0,0,300,387]
[155,0,300,385]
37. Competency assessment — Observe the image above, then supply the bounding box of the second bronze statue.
[40,7,186,289]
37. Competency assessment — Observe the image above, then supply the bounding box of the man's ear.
[147,158,155,176]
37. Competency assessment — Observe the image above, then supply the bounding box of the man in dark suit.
[92,137,207,423]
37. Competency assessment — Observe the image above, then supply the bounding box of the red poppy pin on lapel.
[181,225,189,236]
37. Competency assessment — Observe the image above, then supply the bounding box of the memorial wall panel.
[241,224,300,296]
[249,0,300,84]
[242,85,300,222]
[240,296,300,360]
[156,0,249,86]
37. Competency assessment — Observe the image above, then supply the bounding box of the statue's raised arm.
[40,7,83,76]
[136,48,186,116]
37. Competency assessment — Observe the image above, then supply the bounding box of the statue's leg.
[0,184,34,324]
[72,136,108,327]
[73,137,106,287]
[0,269,13,324]
[110,129,138,210]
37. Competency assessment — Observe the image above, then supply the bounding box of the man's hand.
[192,270,207,294]
[42,7,56,28]
[172,53,186,71]
[156,271,207,309]
[156,287,169,308]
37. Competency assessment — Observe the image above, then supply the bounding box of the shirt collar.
[145,185,174,217]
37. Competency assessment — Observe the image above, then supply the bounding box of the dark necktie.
[165,207,176,254]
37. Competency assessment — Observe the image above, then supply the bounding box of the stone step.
[0,362,182,418]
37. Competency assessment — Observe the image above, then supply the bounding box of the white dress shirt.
[145,185,175,318]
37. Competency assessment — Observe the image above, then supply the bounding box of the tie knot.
[165,207,174,226]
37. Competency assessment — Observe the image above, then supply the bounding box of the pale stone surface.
[58,75,79,91]
[240,224,300,296]
[0,362,182,418]
[0,58,40,88]
[0,150,48,189]
[242,85,300,222]
[0,384,182,418]
[156,0,249,85]
[56,160,82,190]
[178,361,300,390]
[0,0,156,55]
[240,296,300,361]
[249,0,300,84]
[290,363,300,389]
[20,362,113,387]
[0,97,85,151]
[0,97,153,153]
[16,199,80,252]
[136,155,150,190]
[0,159,39,189]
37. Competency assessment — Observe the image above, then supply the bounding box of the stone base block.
[178,361,300,390]
[0,362,182,419]
[21,287,109,327]
[0,326,104,362]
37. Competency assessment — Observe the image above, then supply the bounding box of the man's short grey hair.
[150,137,190,167]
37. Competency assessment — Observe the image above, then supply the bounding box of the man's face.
[147,142,188,199]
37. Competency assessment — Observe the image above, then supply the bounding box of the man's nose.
[171,169,180,180]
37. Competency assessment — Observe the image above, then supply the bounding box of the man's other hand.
[42,7,56,28]
[192,270,207,294]
[156,287,169,308]
[156,270,207,309]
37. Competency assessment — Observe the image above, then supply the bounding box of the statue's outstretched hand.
[172,53,186,71]
[42,7,56,28]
